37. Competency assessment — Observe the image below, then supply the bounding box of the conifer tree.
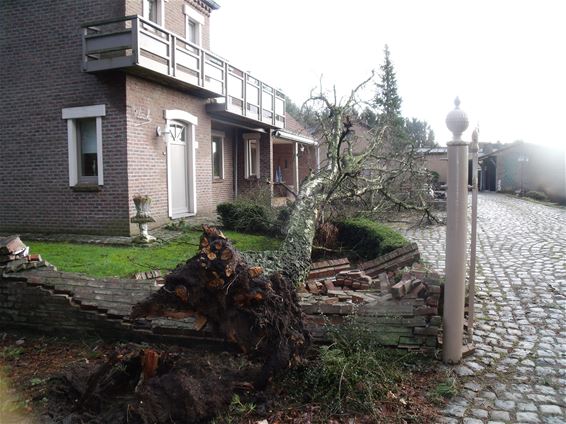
[370,45,408,150]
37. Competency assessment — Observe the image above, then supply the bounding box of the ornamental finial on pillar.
[446,97,469,142]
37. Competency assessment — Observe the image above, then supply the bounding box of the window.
[244,134,261,178]
[143,0,163,25]
[184,4,204,46]
[77,119,98,181]
[62,105,105,186]
[187,19,199,44]
[212,132,224,179]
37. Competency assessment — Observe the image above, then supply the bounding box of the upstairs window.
[184,4,204,46]
[244,134,261,179]
[187,19,200,45]
[211,132,224,179]
[143,0,164,26]
[62,105,106,187]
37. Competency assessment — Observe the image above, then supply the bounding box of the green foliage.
[217,201,273,234]
[375,45,403,122]
[29,230,281,278]
[217,193,292,236]
[228,394,256,416]
[404,117,437,148]
[338,218,408,260]
[29,378,45,387]
[524,190,548,202]
[429,378,458,404]
[285,95,319,130]
[212,394,256,424]
[430,171,440,184]
[279,316,423,418]
[1,347,24,361]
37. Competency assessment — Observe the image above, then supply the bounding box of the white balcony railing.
[82,16,285,128]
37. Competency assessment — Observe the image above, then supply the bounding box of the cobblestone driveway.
[401,193,565,424]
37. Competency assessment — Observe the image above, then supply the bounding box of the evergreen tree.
[373,45,406,148]
[404,118,437,148]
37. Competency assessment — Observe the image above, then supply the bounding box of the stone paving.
[400,193,566,424]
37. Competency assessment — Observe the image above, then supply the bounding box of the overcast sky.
[211,0,565,148]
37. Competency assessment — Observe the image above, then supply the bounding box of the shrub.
[337,218,408,260]
[524,190,548,202]
[278,316,421,418]
[216,201,273,234]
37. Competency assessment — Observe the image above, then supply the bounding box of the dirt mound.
[42,345,255,423]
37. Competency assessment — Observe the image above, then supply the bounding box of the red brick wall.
[273,144,294,185]
[125,75,216,231]
[0,0,131,235]
[299,145,318,183]
[273,142,318,188]
[236,132,273,198]
[211,124,236,207]
[125,0,211,50]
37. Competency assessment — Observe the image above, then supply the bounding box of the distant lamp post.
[517,154,529,195]
[443,97,469,364]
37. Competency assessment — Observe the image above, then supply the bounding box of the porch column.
[268,132,274,196]
[293,142,300,191]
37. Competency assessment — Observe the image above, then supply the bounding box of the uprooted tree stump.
[50,223,311,423]
[131,225,310,388]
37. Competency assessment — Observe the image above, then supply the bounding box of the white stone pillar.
[443,97,469,364]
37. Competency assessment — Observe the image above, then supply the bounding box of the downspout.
[234,130,238,199]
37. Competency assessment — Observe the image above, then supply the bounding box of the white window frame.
[244,133,261,179]
[211,130,225,180]
[62,105,106,186]
[143,0,164,26]
[184,4,204,46]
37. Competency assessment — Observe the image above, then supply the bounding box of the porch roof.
[273,114,317,145]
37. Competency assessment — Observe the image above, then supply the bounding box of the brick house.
[0,0,317,236]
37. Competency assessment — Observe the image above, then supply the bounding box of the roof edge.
[274,130,317,145]
[202,0,220,10]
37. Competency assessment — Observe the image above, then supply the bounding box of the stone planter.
[131,195,156,244]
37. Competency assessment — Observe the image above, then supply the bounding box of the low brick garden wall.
[1,240,443,353]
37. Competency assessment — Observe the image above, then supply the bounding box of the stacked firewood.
[0,235,50,273]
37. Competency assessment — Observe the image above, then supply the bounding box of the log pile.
[0,235,52,273]
[360,242,420,277]
[300,258,444,351]
[131,225,310,388]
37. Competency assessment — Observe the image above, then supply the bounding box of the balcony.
[82,15,285,129]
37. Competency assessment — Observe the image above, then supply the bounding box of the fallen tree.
[66,77,438,423]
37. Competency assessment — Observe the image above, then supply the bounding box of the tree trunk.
[243,168,332,284]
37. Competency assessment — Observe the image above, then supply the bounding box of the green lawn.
[28,230,281,279]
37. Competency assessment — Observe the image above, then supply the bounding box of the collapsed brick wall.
[0,277,128,338]
[0,271,221,346]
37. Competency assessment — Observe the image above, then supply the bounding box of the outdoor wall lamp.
[155,126,171,137]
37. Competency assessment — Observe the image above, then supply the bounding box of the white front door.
[168,121,192,218]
